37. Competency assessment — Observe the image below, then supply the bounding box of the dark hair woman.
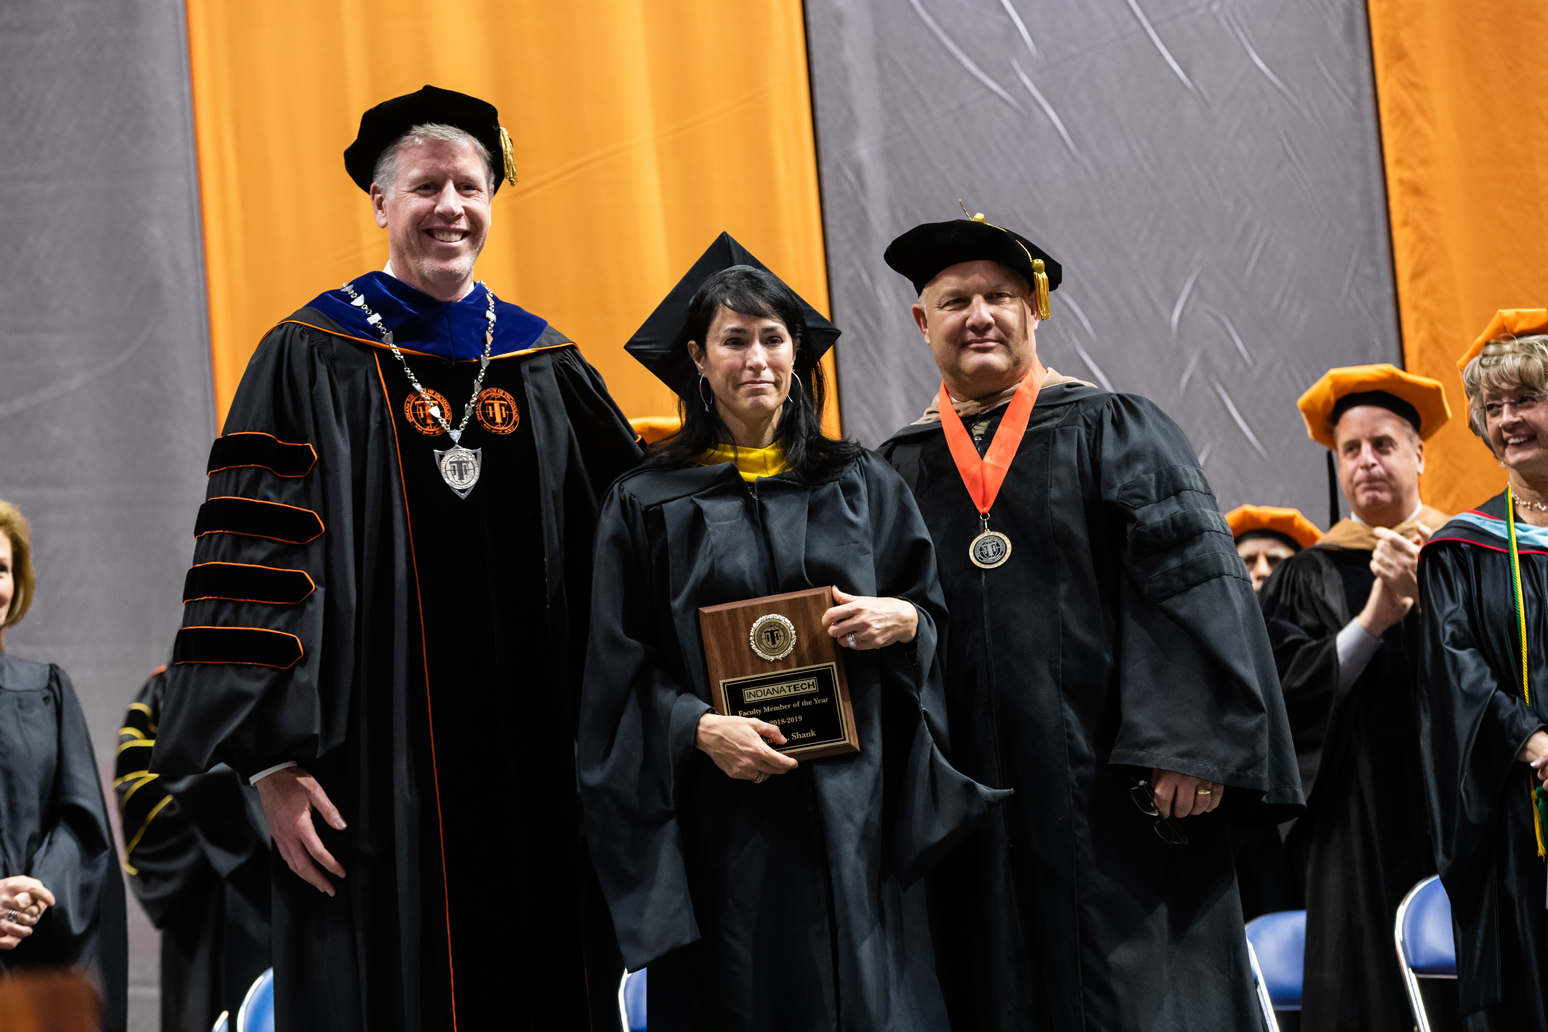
[0,500,126,1029]
[578,236,1003,1031]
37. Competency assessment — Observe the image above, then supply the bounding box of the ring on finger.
[753,772,768,784]
[1195,788,1213,795]
[846,632,857,649]
[5,911,14,923]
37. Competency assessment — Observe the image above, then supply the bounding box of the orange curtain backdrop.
[1367,1,1548,514]
[184,0,836,432]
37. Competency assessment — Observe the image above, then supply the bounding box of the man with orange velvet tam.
[151,86,640,1030]
[1227,504,1321,593]
[1258,364,1451,1032]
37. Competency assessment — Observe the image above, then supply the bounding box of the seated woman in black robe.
[578,237,1004,1032]
[1417,310,1548,1031]
[0,500,126,1029]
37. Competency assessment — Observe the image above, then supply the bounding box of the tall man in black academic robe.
[878,215,1303,1032]
[152,87,641,1031]
[1258,364,1451,1032]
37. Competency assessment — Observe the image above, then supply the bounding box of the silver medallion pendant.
[434,444,482,499]
[969,528,1012,569]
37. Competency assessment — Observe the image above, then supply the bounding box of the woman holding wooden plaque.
[579,234,1004,1031]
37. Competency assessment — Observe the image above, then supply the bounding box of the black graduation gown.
[578,453,1006,1032]
[153,273,642,1032]
[1257,531,1439,1032]
[1418,493,1548,1030]
[116,667,270,1032]
[879,382,1303,1032]
[0,653,127,1030]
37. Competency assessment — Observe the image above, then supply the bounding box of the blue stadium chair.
[617,968,647,1032]
[1395,875,1457,1032]
[235,968,275,1032]
[1246,939,1281,1032]
[1245,910,1305,1017]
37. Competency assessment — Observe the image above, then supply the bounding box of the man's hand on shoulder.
[1149,768,1224,818]
[256,766,347,896]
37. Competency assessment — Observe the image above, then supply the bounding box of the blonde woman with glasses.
[1416,310,1548,1031]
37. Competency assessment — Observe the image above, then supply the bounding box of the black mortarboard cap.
[625,232,840,391]
[343,85,516,194]
[884,215,1062,313]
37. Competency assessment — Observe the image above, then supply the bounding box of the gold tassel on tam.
[959,200,1051,319]
[499,126,518,185]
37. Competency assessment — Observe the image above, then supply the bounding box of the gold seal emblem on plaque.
[749,613,796,661]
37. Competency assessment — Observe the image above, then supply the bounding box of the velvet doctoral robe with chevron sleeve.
[153,272,641,1032]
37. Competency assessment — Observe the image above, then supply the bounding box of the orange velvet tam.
[1295,363,1450,450]
[630,416,681,445]
[1454,309,1548,372]
[1224,504,1322,550]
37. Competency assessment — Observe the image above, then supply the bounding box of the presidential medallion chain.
[341,280,496,499]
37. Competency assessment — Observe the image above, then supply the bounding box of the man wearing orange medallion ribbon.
[877,212,1302,1032]
[152,86,640,1030]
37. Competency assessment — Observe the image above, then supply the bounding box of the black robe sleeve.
[116,671,269,927]
[116,673,207,928]
[550,345,645,500]
[1256,554,1349,801]
[860,456,1009,883]
[1098,395,1303,820]
[155,324,359,779]
[577,481,710,966]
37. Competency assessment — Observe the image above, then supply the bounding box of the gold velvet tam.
[1295,363,1451,450]
[1224,505,1322,550]
[1454,308,1548,372]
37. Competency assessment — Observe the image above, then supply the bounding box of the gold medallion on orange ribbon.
[936,363,1043,569]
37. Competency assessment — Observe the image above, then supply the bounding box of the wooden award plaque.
[697,586,859,760]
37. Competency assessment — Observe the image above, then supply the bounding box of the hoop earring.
[789,372,804,405]
[698,376,714,412]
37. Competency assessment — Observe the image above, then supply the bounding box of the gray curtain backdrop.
[0,0,213,1026]
[807,0,1399,521]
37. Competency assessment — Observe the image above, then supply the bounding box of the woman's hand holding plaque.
[822,587,919,649]
[696,713,801,781]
